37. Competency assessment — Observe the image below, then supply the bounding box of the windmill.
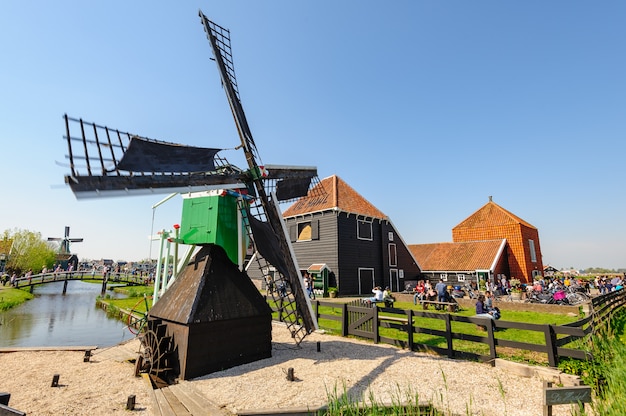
[61,11,322,384]
[48,226,83,255]
[47,226,83,270]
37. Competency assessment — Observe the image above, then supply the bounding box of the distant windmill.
[47,226,83,255]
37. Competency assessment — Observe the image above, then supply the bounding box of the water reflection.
[0,281,135,348]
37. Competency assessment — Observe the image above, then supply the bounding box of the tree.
[2,228,57,275]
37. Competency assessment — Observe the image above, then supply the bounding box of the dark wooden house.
[281,175,421,295]
[147,244,272,380]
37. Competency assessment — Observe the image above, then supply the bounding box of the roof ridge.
[283,174,387,219]
[488,201,537,229]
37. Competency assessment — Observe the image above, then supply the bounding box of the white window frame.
[441,273,448,281]
[297,221,312,241]
[389,269,399,292]
[458,274,466,282]
[357,219,373,241]
[388,243,397,267]
[529,239,537,263]
[388,232,394,241]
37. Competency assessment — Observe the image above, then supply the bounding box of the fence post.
[373,305,380,344]
[407,309,414,352]
[444,313,453,358]
[544,324,558,367]
[486,319,496,365]
[341,303,348,337]
[100,278,107,296]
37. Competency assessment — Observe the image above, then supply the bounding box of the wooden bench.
[378,315,409,324]
[361,299,395,308]
[420,300,458,312]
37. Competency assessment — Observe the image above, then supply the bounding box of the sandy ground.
[0,322,582,416]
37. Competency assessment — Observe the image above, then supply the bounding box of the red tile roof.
[453,200,536,231]
[282,175,387,219]
[408,240,506,272]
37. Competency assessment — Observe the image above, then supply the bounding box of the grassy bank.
[0,286,34,311]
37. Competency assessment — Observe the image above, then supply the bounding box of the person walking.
[303,272,315,300]
[435,279,448,303]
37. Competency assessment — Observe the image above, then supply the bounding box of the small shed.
[148,244,272,380]
[307,263,332,297]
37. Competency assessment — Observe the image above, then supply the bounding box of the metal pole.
[152,230,167,304]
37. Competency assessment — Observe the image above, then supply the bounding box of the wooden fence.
[291,290,626,368]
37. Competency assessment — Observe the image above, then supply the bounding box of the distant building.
[544,265,559,277]
[409,239,508,287]
[0,238,13,273]
[410,197,544,285]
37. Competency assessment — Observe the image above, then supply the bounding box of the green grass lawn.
[100,285,154,313]
[0,286,34,311]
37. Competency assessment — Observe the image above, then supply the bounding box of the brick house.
[281,175,421,295]
[409,197,543,285]
[451,197,544,283]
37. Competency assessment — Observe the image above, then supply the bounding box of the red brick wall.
[453,224,543,283]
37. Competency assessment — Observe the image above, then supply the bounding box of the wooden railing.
[272,290,626,368]
[10,271,147,293]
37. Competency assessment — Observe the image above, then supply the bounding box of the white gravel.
[0,322,585,415]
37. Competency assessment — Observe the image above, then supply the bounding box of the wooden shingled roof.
[408,240,506,272]
[282,175,387,219]
[453,199,537,231]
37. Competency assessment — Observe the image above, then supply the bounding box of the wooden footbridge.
[9,271,147,294]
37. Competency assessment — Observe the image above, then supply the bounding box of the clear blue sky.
[1,1,624,270]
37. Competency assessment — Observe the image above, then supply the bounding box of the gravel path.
[0,322,583,415]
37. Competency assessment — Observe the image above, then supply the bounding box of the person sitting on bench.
[420,287,438,309]
[382,286,396,307]
[364,286,384,305]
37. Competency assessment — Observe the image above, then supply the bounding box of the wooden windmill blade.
[199,11,318,337]
[62,115,249,199]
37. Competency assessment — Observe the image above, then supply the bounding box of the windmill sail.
[62,115,248,198]
[116,136,220,173]
[200,11,318,339]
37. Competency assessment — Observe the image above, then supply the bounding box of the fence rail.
[9,271,146,293]
[271,290,626,368]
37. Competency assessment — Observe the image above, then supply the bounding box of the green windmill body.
[179,190,249,265]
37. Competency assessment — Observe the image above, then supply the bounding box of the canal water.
[0,280,135,348]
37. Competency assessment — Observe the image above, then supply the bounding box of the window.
[290,220,319,242]
[388,232,394,241]
[529,239,537,263]
[297,222,312,241]
[388,243,397,267]
[441,273,448,281]
[357,219,373,241]
[458,274,466,282]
